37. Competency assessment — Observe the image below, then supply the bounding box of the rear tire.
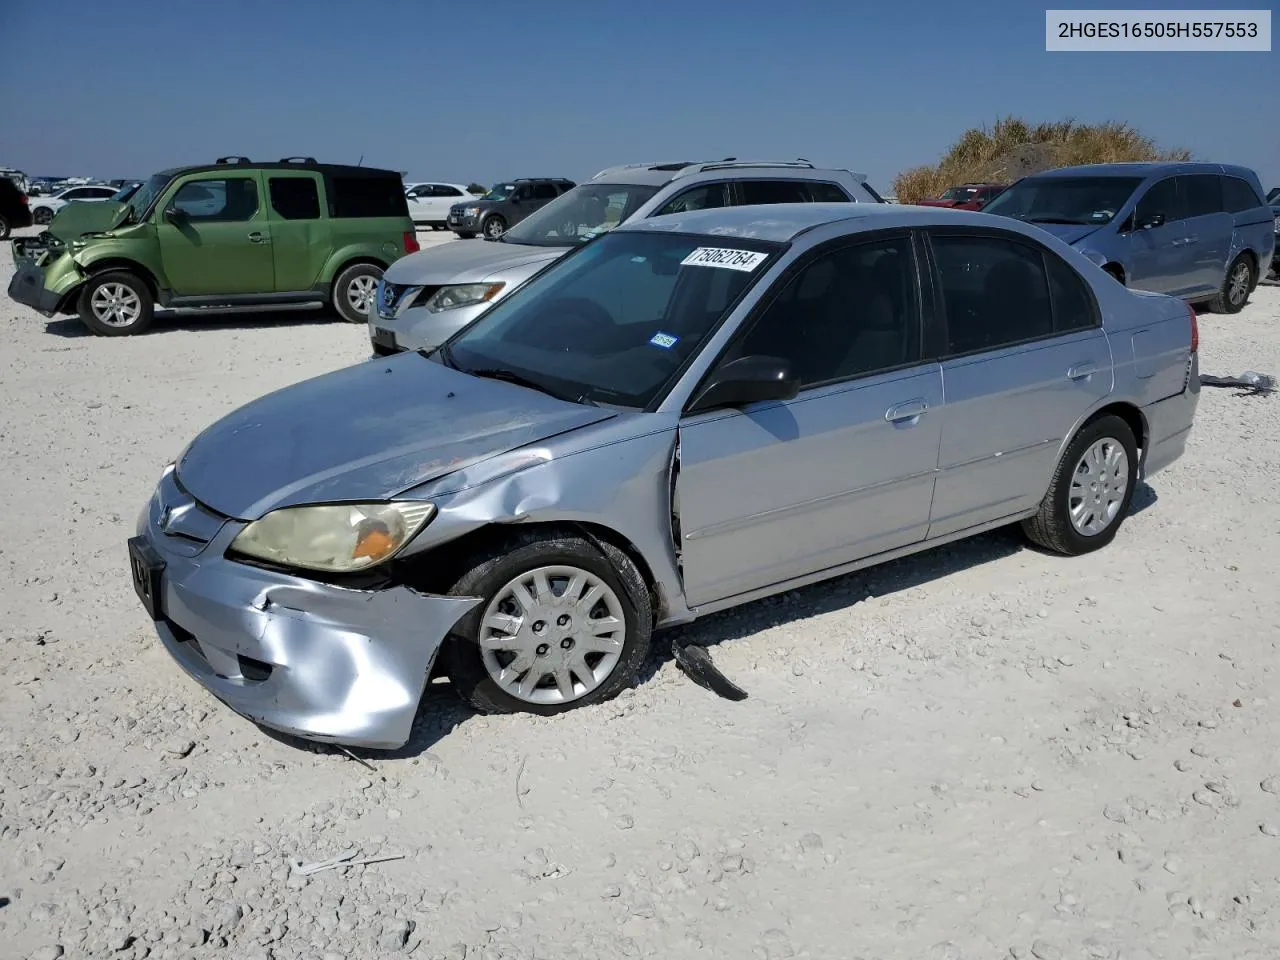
[77,271,155,336]
[1209,254,1254,314]
[1022,414,1138,556]
[0,215,9,240]
[33,207,53,225]
[442,530,652,716]
[331,262,383,323]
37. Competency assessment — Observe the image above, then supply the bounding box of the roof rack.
[215,156,252,165]
[665,159,820,180]
[278,156,317,165]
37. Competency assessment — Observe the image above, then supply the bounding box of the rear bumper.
[7,258,67,316]
[1141,353,1200,479]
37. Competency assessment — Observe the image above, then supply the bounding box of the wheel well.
[1085,402,1147,458]
[1102,263,1125,284]
[83,259,160,298]
[332,257,388,283]
[394,520,665,622]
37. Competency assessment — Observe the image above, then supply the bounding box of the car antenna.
[357,154,363,167]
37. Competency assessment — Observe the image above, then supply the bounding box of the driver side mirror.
[688,355,799,414]
[163,205,187,225]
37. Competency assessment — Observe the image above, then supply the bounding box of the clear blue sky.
[1,0,1276,192]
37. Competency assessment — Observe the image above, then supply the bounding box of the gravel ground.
[3,231,1280,960]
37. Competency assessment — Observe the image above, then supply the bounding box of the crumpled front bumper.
[7,257,70,316]
[132,469,481,748]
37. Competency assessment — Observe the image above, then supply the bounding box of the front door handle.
[1067,361,1097,380]
[1183,235,1198,245]
[885,399,928,423]
[247,231,271,244]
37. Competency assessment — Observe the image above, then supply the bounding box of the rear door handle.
[1067,361,1097,380]
[1184,235,1199,244]
[885,399,928,423]
[248,231,271,244]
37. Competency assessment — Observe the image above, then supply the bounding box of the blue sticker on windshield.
[650,332,678,349]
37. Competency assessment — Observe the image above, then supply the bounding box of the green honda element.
[7,157,420,336]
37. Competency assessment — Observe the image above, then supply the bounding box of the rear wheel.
[77,271,155,336]
[33,207,53,225]
[1022,414,1138,556]
[442,531,652,715]
[1209,254,1254,314]
[331,263,383,323]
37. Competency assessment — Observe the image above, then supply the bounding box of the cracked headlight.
[230,502,436,573]
[423,282,505,313]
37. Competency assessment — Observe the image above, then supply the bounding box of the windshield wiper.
[1026,217,1091,225]
[466,367,595,405]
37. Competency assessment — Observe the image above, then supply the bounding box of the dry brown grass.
[893,117,1191,203]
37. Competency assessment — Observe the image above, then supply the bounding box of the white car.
[31,185,120,225]
[404,182,475,230]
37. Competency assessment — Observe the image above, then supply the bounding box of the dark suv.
[446,178,576,239]
[0,176,34,239]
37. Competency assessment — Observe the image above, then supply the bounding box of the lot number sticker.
[680,247,768,272]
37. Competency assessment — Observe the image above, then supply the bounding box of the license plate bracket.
[128,536,166,620]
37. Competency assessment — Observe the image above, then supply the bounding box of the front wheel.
[442,531,652,715]
[77,271,155,336]
[1209,254,1254,314]
[331,263,383,323]
[32,207,53,225]
[482,215,506,240]
[1022,414,1138,556]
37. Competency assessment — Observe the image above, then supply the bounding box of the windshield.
[484,182,516,201]
[112,183,139,202]
[981,176,1143,225]
[125,173,173,222]
[502,183,661,247]
[939,186,980,202]
[1268,186,1279,204]
[442,230,781,408]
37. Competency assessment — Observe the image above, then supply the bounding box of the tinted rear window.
[1222,176,1263,213]
[327,175,409,218]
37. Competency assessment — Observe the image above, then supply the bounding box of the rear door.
[1176,174,1231,296]
[676,233,943,606]
[156,171,276,296]
[925,228,1113,537]
[265,171,331,292]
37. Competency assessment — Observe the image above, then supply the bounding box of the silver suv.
[370,159,883,355]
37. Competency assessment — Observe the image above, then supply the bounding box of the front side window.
[655,183,730,217]
[982,176,1143,226]
[931,234,1053,354]
[170,178,259,222]
[433,185,464,197]
[503,183,661,246]
[1133,178,1182,227]
[269,177,321,220]
[727,236,919,387]
[443,231,780,408]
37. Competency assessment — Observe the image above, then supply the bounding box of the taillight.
[1187,302,1199,354]
[403,231,419,255]
[20,194,29,205]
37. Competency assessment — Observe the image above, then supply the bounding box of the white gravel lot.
[2,229,1280,960]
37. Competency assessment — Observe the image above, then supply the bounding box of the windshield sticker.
[649,331,679,349]
[681,247,768,272]
[630,256,647,263]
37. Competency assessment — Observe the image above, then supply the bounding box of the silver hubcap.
[479,565,626,705]
[1069,437,1130,536]
[1228,262,1250,305]
[346,275,378,314]
[90,282,142,327]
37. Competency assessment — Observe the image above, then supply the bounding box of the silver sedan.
[128,203,1199,748]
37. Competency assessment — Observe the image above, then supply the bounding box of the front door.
[925,230,1113,537]
[1122,176,1186,295]
[676,234,943,607]
[156,172,275,296]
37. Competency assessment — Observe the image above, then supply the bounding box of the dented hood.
[176,352,616,520]
[48,201,129,239]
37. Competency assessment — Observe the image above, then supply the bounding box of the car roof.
[1029,161,1259,180]
[152,161,402,179]
[622,201,1028,243]
[589,159,867,187]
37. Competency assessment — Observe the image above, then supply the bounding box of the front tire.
[33,207,53,225]
[1022,414,1138,556]
[1209,254,1254,314]
[455,231,476,240]
[77,271,155,336]
[442,530,652,716]
[331,263,383,323]
[482,215,506,240]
